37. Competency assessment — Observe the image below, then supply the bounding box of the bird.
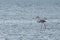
[35,16,46,29]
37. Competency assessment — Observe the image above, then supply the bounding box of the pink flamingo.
[36,16,46,29]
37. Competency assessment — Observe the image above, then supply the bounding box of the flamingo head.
[36,16,40,19]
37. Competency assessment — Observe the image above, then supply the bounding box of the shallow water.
[0,0,60,40]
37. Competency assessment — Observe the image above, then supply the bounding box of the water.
[0,0,60,40]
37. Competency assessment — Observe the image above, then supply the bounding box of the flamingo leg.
[41,24,42,29]
[41,23,43,29]
[44,23,46,29]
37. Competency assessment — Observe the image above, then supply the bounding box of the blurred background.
[0,0,60,40]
